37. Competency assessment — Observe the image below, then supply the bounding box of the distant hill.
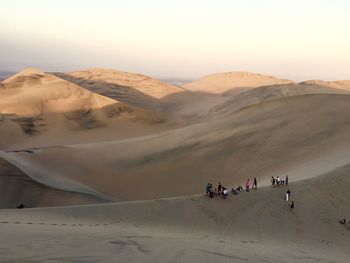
[54,68,185,110]
[182,71,293,94]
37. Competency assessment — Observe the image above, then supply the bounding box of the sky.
[0,0,349,80]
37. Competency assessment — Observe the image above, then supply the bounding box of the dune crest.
[300,79,350,91]
[182,71,293,94]
[55,68,184,100]
[0,68,117,116]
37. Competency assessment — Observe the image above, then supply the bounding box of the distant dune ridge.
[54,68,184,110]
[1,67,350,262]
[182,71,294,94]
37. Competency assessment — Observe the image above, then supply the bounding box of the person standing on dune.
[289,201,294,212]
[206,183,210,196]
[246,179,250,192]
[253,177,257,189]
[286,189,291,201]
[218,182,222,195]
[271,176,275,187]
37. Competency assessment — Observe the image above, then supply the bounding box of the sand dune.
[0,68,171,149]
[210,81,350,115]
[301,79,350,91]
[0,68,117,116]
[0,157,108,209]
[5,94,350,201]
[160,80,350,119]
[54,68,184,109]
[182,71,293,94]
[0,164,349,262]
[2,69,350,201]
[1,68,350,262]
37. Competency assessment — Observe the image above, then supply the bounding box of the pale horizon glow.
[1,0,350,81]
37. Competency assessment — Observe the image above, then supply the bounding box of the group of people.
[205,177,258,199]
[271,175,294,212]
[271,175,288,187]
[206,182,230,199]
[205,176,295,212]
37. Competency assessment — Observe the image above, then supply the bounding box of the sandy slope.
[160,80,350,119]
[210,81,350,115]
[182,71,293,94]
[0,68,171,149]
[0,165,349,262]
[1,68,350,262]
[54,68,184,109]
[0,157,108,208]
[5,94,350,201]
[0,68,116,116]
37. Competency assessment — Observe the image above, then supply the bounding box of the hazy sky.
[1,0,349,80]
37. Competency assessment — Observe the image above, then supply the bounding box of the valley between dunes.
[0,68,349,262]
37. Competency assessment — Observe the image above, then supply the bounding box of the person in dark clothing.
[209,190,214,198]
[285,175,289,186]
[218,182,222,195]
[289,201,295,212]
[205,183,211,196]
[253,177,257,189]
[286,189,291,201]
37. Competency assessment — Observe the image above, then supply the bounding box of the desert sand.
[54,68,184,110]
[1,68,349,262]
[182,71,293,94]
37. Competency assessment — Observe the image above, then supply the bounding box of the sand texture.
[1,68,350,262]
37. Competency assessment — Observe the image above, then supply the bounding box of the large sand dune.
[0,68,171,149]
[1,68,350,262]
[160,79,350,119]
[1,68,116,116]
[4,94,350,201]
[210,81,350,115]
[55,68,184,110]
[182,71,293,94]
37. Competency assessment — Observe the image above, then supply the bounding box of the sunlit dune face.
[0,69,117,116]
[63,68,183,99]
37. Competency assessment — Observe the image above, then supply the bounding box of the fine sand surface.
[0,68,174,149]
[0,157,108,208]
[54,68,184,110]
[0,166,349,262]
[4,94,350,201]
[1,68,350,262]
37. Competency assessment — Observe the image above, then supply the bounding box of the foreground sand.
[1,166,349,262]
